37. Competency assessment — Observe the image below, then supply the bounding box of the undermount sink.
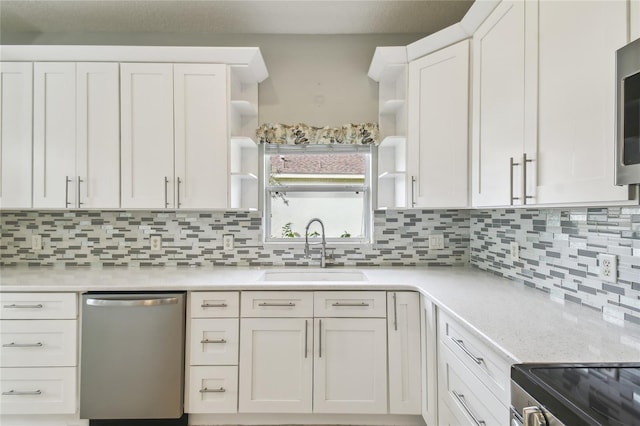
[260,270,368,282]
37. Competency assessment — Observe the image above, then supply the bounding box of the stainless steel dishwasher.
[80,292,186,423]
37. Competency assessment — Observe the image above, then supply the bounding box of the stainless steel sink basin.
[260,270,367,282]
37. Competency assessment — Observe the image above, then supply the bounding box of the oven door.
[510,381,565,426]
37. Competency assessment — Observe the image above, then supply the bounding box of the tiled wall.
[470,207,640,326]
[0,209,470,267]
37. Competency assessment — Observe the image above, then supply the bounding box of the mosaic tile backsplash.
[470,207,640,327]
[0,209,470,267]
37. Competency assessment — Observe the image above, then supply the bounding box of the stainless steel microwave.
[616,37,640,185]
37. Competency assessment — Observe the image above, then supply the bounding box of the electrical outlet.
[429,234,444,250]
[510,241,520,261]
[31,234,42,251]
[150,235,162,252]
[599,253,617,283]
[223,234,234,251]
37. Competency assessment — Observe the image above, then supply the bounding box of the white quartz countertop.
[1,265,638,364]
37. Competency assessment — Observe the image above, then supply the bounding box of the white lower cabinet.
[188,366,238,413]
[239,317,313,413]
[420,295,438,426]
[313,317,388,414]
[0,367,77,415]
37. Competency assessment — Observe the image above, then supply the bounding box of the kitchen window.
[262,144,373,244]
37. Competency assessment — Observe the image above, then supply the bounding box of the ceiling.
[1,0,473,36]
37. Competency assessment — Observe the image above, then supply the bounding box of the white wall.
[2,32,424,126]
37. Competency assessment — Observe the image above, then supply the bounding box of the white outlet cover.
[510,241,520,261]
[31,234,42,251]
[429,234,444,250]
[150,235,162,252]
[598,253,617,283]
[223,234,234,251]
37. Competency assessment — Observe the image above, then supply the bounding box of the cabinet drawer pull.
[393,292,398,331]
[304,319,308,359]
[452,390,485,426]
[3,342,43,348]
[177,177,182,208]
[318,319,322,358]
[258,302,296,307]
[411,175,417,207]
[522,153,534,205]
[201,303,228,308]
[164,176,169,208]
[3,304,44,309]
[77,177,84,207]
[65,176,72,207]
[450,337,483,365]
[509,157,521,205]
[2,389,42,396]
[199,387,225,393]
[200,339,226,344]
[331,302,369,307]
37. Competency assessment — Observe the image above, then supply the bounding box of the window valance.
[256,123,379,146]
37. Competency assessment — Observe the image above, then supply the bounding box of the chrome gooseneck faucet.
[304,218,327,268]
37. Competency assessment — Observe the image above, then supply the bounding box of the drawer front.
[0,320,77,367]
[190,292,239,318]
[439,311,511,404]
[314,291,386,317]
[0,293,77,319]
[0,367,76,414]
[190,318,239,366]
[241,292,313,318]
[438,343,507,426]
[187,366,238,413]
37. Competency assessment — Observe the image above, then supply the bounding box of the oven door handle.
[523,406,547,426]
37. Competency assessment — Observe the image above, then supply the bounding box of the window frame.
[261,144,376,244]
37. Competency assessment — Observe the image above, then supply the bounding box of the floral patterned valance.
[256,123,379,146]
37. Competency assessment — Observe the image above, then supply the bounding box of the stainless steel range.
[511,363,640,426]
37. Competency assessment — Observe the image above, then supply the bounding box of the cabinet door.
[420,295,438,426]
[120,63,174,208]
[238,318,312,413]
[33,62,76,208]
[76,63,120,208]
[536,0,629,204]
[387,292,421,414]
[0,62,32,209]
[471,1,527,207]
[407,40,469,208]
[314,318,387,414]
[174,64,229,209]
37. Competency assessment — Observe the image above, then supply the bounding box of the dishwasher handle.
[85,297,179,307]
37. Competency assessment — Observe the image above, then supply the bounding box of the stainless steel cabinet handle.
[509,158,521,205]
[522,153,534,205]
[200,339,226,344]
[2,390,42,396]
[177,177,182,208]
[318,319,322,358]
[258,302,296,307]
[3,304,43,309]
[452,391,486,426]
[3,342,43,348]
[164,177,169,208]
[86,297,178,307]
[65,176,72,207]
[304,319,308,359]
[411,176,417,207]
[331,302,369,307]
[199,387,225,393]
[201,303,228,308]
[450,337,483,364]
[393,292,398,331]
[77,177,84,207]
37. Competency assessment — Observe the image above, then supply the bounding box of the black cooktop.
[512,363,640,426]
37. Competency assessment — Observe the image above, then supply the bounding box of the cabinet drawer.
[0,367,76,414]
[187,366,238,413]
[241,292,313,317]
[438,344,507,426]
[190,292,239,318]
[314,291,386,317]
[190,318,239,366]
[439,311,511,404]
[0,293,77,319]
[0,320,77,367]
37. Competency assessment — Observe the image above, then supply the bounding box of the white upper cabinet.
[471,1,530,207]
[76,63,120,208]
[407,39,470,208]
[0,62,33,209]
[120,63,175,209]
[174,64,229,209]
[33,63,77,208]
[535,0,630,204]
